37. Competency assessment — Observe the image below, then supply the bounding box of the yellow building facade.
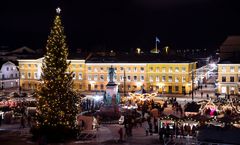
[18,57,196,94]
[217,63,240,95]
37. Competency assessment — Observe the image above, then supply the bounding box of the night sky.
[0,0,240,52]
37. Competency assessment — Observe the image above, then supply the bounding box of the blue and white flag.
[156,37,160,43]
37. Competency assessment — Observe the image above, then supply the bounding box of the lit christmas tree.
[36,7,78,139]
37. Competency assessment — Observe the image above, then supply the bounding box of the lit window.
[168,76,172,82]
[88,75,92,81]
[72,72,76,79]
[140,67,144,72]
[169,67,172,73]
[100,67,104,72]
[238,66,240,72]
[162,67,166,73]
[94,75,98,81]
[100,84,104,90]
[175,67,179,72]
[127,67,131,72]
[222,66,226,72]
[182,67,186,72]
[78,73,82,80]
[28,64,31,68]
[21,73,25,79]
[175,77,179,82]
[140,75,144,81]
[182,76,186,82]
[94,67,98,72]
[230,66,234,72]
[156,67,159,72]
[150,76,153,82]
[156,76,159,82]
[94,85,98,89]
[120,75,124,81]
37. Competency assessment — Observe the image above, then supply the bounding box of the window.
[134,67,137,72]
[100,67,104,72]
[162,76,166,82]
[140,75,144,81]
[222,76,226,82]
[156,67,159,72]
[156,76,159,82]
[79,64,82,68]
[150,67,153,72]
[127,67,131,72]
[169,67,172,72]
[78,73,82,80]
[120,67,124,72]
[28,64,31,68]
[11,67,13,71]
[72,72,76,79]
[238,77,240,82]
[168,76,172,82]
[175,77,179,82]
[100,75,104,81]
[175,67,179,72]
[94,67,98,72]
[162,67,166,72]
[182,76,186,82]
[175,86,179,92]
[21,73,25,79]
[133,76,137,81]
[15,73,18,78]
[127,76,131,81]
[120,75,124,81]
[94,85,98,90]
[100,84,104,90]
[222,66,226,72]
[140,67,144,72]
[34,72,38,79]
[6,67,9,71]
[230,66,234,72]
[128,85,131,90]
[150,76,153,82]
[88,67,91,72]
[28,72,31,79]
[230,76,234,82]
[182,67,186,72]
[35,64,38,68]
[94,75,98,81]
[72,64,76,68]
[88,75,92,81]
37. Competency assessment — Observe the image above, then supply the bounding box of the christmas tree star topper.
[56,7,61,14]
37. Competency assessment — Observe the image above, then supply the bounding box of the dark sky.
[0,0,240,52]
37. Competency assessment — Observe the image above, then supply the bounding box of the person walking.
[201,92,203,98]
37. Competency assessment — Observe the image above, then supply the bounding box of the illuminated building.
[18,52,196,94]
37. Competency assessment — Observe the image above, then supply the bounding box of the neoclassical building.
[18,52,197,94]
[0,61,19,89]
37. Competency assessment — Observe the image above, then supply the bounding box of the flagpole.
[155,37,157,53]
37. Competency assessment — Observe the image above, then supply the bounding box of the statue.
[109,65,115,83]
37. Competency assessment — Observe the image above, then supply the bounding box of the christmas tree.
[36,7,78,139]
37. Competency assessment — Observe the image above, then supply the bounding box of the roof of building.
[85,52,194,63]
[221,36,240,47]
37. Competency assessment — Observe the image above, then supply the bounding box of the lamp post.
[16,66,21,94]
